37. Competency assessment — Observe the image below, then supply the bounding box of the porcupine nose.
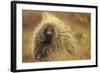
[43,25,55,44]
[46,30,52,35]
[45,27,53,36]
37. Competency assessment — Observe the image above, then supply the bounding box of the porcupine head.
[32,12,80,61]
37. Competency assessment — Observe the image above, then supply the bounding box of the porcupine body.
[32,12,81,62]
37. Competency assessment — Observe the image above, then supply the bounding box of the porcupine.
[32,12,81,62]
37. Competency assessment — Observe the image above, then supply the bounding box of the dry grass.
[78,33,91,59]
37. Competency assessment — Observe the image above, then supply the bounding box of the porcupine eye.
[43,25,55,44]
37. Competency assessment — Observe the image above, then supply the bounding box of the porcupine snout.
[34,25,56,61]
[42,25,55,44]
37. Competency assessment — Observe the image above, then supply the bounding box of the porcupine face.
[42,25,55,44]
[34,24,57,61]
